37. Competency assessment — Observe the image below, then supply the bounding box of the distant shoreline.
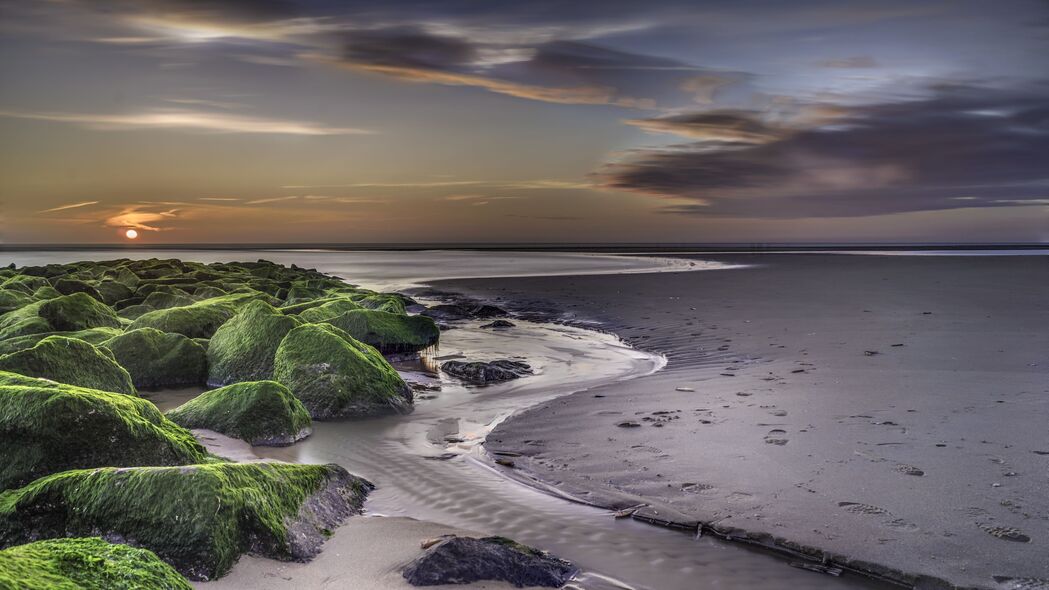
[2,242,1047,253]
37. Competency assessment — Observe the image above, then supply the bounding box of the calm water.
[2,249,734,292]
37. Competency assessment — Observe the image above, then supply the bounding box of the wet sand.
[440,254,1049,589]
[162,302,883,590]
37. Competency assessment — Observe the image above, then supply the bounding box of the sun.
[125,229,139,240]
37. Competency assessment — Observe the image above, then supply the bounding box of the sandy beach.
[433,254,1049,589]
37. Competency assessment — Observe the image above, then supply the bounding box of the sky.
[1,0,1047,244]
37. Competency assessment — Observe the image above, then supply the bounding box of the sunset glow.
[124,229,138,240]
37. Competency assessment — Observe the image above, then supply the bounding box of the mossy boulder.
[95,279,134,306]
[274,323,412,419]
[0,462,372,580]
[0,336,135,395]
[51,278,103,301]
[103,328,207,389]
[0,537,192,590]
[0,372,207,490]
[141,290,197,311]
[354,293,407,315]
[39,292,122,332]
[167,381,312,446]
[0,289,33,314]
[0,293,120,342]
[321,310,439,354]
[127,301,234,339]
[206,300,301,387]
[0,327,122,356]
[295,297,364,323]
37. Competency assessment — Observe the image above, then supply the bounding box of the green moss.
[274,323,412,419]
[127,300,235,339]
[140,290,196,310]
[321,309,439,354]
[0,337,136,395]
[0,275,50,295]
[167,381,312,446]
[50,278,103,301]
[94,280,134,306]
[0,537,192,590]
[39,293,122,332]
[103,328,207,389]
[0,462,371,580]
[354,293,407,315]
[295,297,364,322]
[0,372,207,490]
[0,327,122,356]
[206,300,301,387]
[0,289,34,314]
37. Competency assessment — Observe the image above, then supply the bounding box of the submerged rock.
[103,328,207,389]
[274,323,413,419]
[0,537,192,590]
[0,372,207,490]
[206,300,301,386]
[167,380,312,446]
[0,336,136,395]
[402,536,575,587]
[0,462,372,581]
[441,360,532,385]
[481,319,516,329]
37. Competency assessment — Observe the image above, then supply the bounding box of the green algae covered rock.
[0,462,373,580]
[295,297,364,323]
[322,309,439,354]
[167,381,312,446]
[103,328,207,389]
[39,292,122,332]
[274,323,412,419]
[0,327,122,356]
[0,336,135,395]
[127,301,234,339]
[0,372,207,491]
[51,278,103,301]
[0,537,192,590]
[0,293,121,341]
[354,293,408,315]
[206,300,301,387]
[0,289,33,314]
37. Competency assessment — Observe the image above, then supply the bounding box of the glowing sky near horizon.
[1,0,1047,244]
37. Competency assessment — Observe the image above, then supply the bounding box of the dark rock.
[402,536,575,588]
[481,319,516,329]
[422,302,508,321]
[441,360,532,384]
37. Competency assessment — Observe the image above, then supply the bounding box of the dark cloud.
[625,110,787,142]
[342,28,478,71]
[599,85,1049,218]
[332,27,745,108]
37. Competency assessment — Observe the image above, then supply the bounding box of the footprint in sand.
[992,576,1049,589]
[838,502,918,531]
[764,429,789,445]
[978,522,1032,543]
